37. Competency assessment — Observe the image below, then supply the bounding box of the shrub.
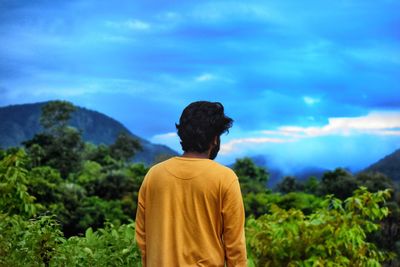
[246,187,395,266]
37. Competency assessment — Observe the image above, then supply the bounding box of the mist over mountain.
[250,151,400,187]
[0,102,177,165]
[249,155,328,187]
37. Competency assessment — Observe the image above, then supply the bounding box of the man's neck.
[182,151,210,159]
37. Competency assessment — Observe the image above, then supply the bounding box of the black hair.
[176,101,233,153]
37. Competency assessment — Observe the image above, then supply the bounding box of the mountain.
[363,148,400,182]
[0,102,178,165]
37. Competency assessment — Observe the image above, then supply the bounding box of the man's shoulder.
[207,160,238,185]
[209,160,236,174]
[146,158,172,173]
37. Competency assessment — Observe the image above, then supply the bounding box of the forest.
[1,101,399,267]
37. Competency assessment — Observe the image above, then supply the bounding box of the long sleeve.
[135,180,147,266]
[222,179,247,267]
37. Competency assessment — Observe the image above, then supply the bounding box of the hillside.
[363,148,400,181]
[0,102,178,165]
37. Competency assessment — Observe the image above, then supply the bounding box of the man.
[135,101,247,266]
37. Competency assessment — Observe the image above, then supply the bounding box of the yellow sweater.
[135,156,247,267]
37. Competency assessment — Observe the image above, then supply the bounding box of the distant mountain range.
[250,155,328,187]
[363,148,400,182]
[2,102,399,182]
[0,102,178,165]
[251,148,400,187]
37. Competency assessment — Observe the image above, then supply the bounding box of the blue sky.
[1,0,399,172]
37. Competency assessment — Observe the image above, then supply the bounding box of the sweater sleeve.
[135,178,147,266]
[222,177,247,267]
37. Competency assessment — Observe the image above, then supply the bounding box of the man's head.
[176,101,233,159]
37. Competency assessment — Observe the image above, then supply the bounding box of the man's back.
[135,156,247,267]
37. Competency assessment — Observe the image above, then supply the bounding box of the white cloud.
[303,96,320,105]
[126,20,150,30]
[100,34,136,44]
[153,132,177,139]
[195,73,215,82]
[151,132,181,152]
[262,111,400,138]
[159,12,181,21]
[346,45,400,65]
[194,73,236,84]
[191,3,284,24]
[220,111,400,156]
[220,137,292,154]
[105,19,150,31]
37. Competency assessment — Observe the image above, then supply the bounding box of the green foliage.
[0,149,40,217]
[76,196,129,231]
[276,176,304,194]
[89,172,132,200]
[356,171,395,193]
[243,192,323,218]
[243,192,279,217]
[24,128,84,178]
[246,187,395,266]
[234,157,269,194]
[0,214,141,267]
[122,163,147,216]
[1,127,399,266]
[0,148,5,160]
[73,160,103,193]
[28,166,63,206]
[24,101,84,178]
[0,214,64,267]
[51,222,142,267]
[56,182,87,237]
[303,176,319,195]
[83,143,117,167]
[40,100,76,131]
[0,149,141,266]
[318,168,359,199]
[109,132,142,162]
[276,192,323,215]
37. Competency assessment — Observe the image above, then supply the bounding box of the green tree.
[83,143,116,166]
[233,157,269,194]
[40,100,76,131]
[303,176,319,194]
[73,160,103,194]
[356,171,395,193]
[28,166,63,207]
[357,171,400,265]
[122,163,148,217]
[24,101,84,178]
[276,192,323,215]
[318,168,359,199]
[109,132,142,162]
[243,192,278,218]
[75,196,129,232]
[276,176,304,194]
[58,182,87,237]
